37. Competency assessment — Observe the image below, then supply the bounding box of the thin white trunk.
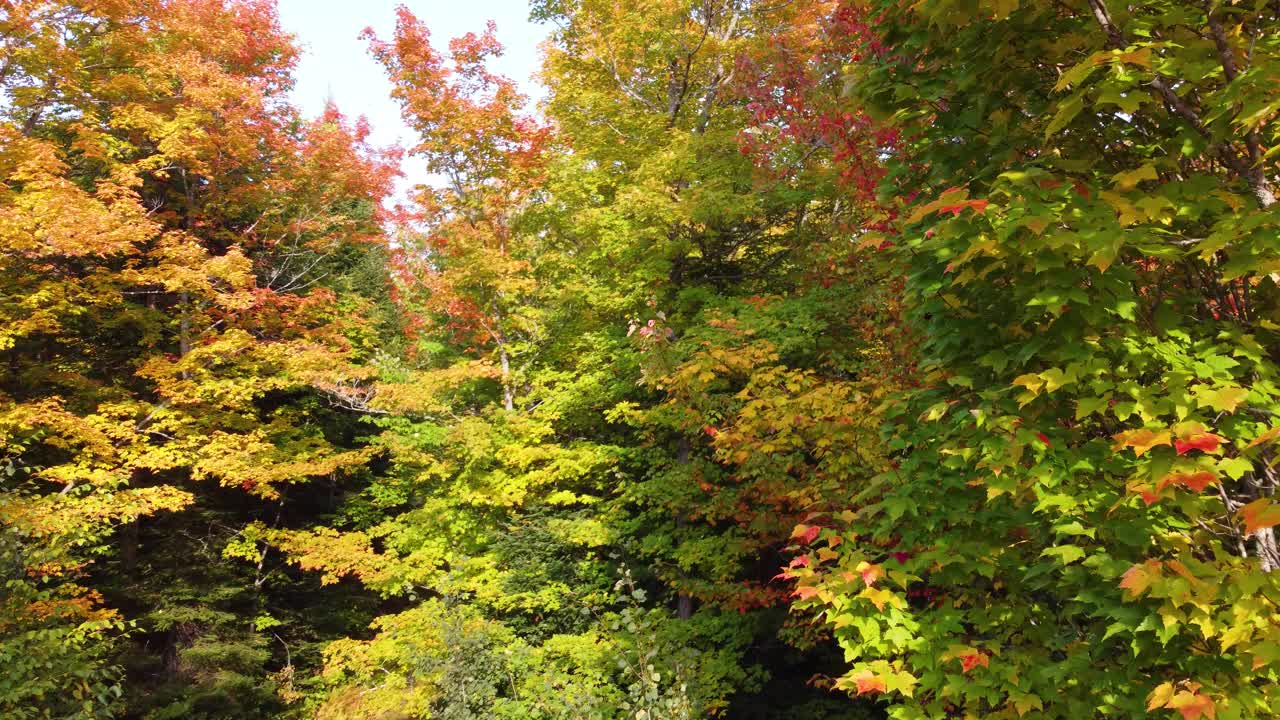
[500,345,514,412]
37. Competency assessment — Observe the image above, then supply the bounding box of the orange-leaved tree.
[1,1,397,714]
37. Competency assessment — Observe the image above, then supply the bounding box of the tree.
[368,9,550,411]
[789,1,1280,717]
[1,2,397,715]
[265,2,899,714]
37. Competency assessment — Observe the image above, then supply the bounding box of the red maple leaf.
[791,524,822,544]
[960,652,989,673]
[1174,433,1224,455]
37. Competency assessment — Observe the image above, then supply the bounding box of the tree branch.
[1084,0,1274,206]
[1204,0,1273,206]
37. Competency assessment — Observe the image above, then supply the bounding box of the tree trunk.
[500,344,514,412]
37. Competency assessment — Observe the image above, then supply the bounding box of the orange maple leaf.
[850,670,886,695]
[1239,498,1280,534]
[793,585,821,601]
[1166,690,1215,720]
[856,561,884,587]
[1161,471,1217,493]
[1119,560,1161,598]
[1113,428,1172,456]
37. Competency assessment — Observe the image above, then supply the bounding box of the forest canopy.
[2,0,1279,719]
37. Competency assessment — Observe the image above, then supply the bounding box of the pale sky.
[276,0,548,195]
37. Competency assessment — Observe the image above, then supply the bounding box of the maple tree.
[7,0,1278,718]
[249,0,902,715]
[2,0,396,715]
[367,8,550,411]
[786,1,1280,718]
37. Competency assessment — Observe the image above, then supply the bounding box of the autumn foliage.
[3,0,1278,719]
